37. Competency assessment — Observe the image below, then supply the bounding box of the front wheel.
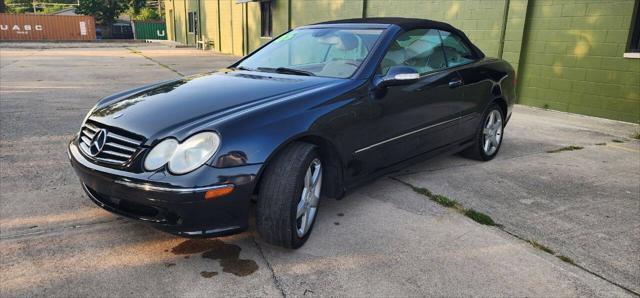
[461,104,504,161]
[256,142,322,249]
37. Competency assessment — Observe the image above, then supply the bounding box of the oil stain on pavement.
[171,239,259,277]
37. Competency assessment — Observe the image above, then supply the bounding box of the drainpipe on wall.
[198,0,202,46]
[362,0,367,18]
[497,0,510,59]
[172,0,176,42]
[183,0,188,45]
[217,0,222,51]
[244,3,249,55]
[288,0,292,30]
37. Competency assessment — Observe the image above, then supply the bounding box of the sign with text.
[0,14,96,41]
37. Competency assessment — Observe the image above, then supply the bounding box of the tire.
[256,142,322,249]
[461,103,505,161]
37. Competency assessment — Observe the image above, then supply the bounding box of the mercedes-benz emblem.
[89,129,108,156]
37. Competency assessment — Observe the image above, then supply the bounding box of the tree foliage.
[4,0,32,13]
[43,4,65,14]
[130,6,160,21]
[75,0,145,25]
[5,0,79,13]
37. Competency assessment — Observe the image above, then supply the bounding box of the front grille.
[79,120,144,166]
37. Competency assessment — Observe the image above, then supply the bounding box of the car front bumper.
[68,139,261,237]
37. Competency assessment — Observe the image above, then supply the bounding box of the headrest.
[317,31,359,51]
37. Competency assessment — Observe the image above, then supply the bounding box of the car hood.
[88,70,338,141]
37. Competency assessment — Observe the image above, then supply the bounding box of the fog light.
[204,185,234,200]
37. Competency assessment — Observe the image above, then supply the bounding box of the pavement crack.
[0,217,125,240]
[126,47,184,76]
[252,236,286,298]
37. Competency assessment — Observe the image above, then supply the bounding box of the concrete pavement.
[395,106,640,293]
[0,44,638,297]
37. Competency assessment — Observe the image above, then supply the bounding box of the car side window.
[378,29,447,76]
[438,30,475,67]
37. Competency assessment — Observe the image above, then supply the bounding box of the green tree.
[43,4,65,14]
[5,0,33,13]
[0,0,6,13]
[75,0,145,25]
[130,7,160,21]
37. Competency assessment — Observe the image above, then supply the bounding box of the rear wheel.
[256,142,322,249]
[461,104,504,161]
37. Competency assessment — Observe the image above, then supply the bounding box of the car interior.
[379,29,475,76]
[238,27,475,79]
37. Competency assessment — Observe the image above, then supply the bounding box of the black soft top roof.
[316,17,456,32]
[315,17,485,58]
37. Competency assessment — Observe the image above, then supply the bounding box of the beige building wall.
[165,0,640,122]
[199,0,220,51]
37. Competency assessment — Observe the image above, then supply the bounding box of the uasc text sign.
[0,13,95,41]
[0,24,44,35]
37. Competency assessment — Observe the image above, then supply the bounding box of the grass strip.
[557,255,576,265]
[528,240,555,254]
[396,179,497,226]
[393,177,583,270]
[464,209,497,226]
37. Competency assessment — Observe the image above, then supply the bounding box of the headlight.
[144,132,221,174]
[144,138,179,171]
[168,132,221,174]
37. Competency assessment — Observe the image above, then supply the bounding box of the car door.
[437,30,489,140]
[360,28,465,168]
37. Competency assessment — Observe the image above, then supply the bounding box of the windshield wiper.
[233,66,255,71]
[276,67,315,76]
[257,67,315,76]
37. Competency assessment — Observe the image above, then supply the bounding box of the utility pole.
[32,0,36,13]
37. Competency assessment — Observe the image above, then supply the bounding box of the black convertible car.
[69,18,515,248]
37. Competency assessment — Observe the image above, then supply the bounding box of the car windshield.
[236,28,384,78]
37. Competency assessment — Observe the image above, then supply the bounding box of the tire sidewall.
[289,148,321,248]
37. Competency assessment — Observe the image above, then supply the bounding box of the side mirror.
[375,66,420,88]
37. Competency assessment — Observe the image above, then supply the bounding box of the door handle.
[449,78,463,88]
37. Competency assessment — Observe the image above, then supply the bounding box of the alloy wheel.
[296,158,322,237]
[482,109,503,156]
